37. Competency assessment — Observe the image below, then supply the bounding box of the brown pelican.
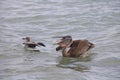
[22,37,45,51]
[54,35,95,57]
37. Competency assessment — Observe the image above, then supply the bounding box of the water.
[0,0,120,80]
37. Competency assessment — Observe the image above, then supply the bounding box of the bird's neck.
[62,41,73,57]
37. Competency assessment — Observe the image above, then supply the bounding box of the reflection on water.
[56,54,93,72]
[0,0,120,80]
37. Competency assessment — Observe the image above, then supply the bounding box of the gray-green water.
[0,0,120,80]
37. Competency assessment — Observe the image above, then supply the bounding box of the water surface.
[0,0,120,80]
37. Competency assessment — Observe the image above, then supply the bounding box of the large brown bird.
[54,35,95,57]
[22,37,45,50]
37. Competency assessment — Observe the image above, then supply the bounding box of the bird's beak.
[53,35,72,48]
[53,36,65,45]
[53,39,63,45]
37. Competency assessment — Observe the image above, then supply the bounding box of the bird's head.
[54,35,72,51]
[22,37,30,42]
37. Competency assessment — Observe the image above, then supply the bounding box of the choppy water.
[0,0,120,80]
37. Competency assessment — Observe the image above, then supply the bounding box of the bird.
[54,35,95,57]
[22,37,45,51]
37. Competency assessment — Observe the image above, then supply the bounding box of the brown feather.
[55,36,95,57]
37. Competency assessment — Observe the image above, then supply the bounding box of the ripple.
[0,0,120,80]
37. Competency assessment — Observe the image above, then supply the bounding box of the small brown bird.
[54,35,95,57]
[22,37,45,50]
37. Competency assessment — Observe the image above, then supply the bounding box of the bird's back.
[69,40,91,57]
